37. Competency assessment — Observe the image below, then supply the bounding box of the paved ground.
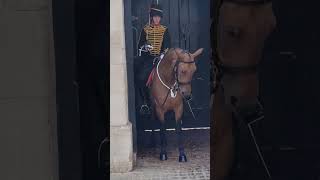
[111,129,210,180]
[110,128,320,180]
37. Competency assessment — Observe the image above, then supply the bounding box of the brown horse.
[148,47,203,162]
[211,0,276,179]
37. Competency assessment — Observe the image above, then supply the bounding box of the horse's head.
[216,2,276,110]
[174,48,204,100]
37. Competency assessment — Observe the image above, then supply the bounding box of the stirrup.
[140,104,151,115]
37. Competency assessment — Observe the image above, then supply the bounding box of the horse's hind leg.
[148,107,157,148]
[156,109,167,160]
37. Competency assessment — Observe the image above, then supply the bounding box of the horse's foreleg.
[212,90,235,180]
[176,120,187,162]
[213,115,235,180]
[175,104,187,162]
[156,109,167,161]
[159,121,167,160]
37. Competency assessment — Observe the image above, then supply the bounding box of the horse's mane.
[164,48,178,60]
[163,48,188,62]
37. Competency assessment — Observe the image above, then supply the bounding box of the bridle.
[173,49,195,87]
[211,0,273,178]
[156,48,195,106]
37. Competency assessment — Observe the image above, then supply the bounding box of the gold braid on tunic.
[144,24,167,56]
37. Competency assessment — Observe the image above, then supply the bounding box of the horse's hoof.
[160,152,168,161]
[179,154,187,162]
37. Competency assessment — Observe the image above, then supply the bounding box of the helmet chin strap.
[148,10,150,25]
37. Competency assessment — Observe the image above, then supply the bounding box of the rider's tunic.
[135,24,171,86]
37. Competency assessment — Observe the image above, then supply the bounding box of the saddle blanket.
[146,68,155,87]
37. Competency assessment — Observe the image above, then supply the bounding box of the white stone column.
[110,0,133,173]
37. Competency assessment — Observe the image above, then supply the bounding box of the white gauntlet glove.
[138,44,154,56]
[145,44,153,51]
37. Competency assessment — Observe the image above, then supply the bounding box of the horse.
[147,47,204,162]
[210,0,277,179]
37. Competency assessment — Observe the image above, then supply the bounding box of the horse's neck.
[158,51,175,86]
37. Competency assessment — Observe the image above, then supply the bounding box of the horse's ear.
[192,48,204,59]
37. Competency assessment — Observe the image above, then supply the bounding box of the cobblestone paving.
[111,129,210,180]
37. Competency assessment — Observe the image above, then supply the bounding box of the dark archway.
[124,0,211,174]
[131,0,211,131]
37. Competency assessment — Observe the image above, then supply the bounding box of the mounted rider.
[135,2,171,114]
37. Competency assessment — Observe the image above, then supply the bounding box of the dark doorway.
[125,0,211,172]
[131,0,211,131]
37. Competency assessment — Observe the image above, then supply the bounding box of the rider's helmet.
[149,3,163,18]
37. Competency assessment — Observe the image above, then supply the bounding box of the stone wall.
[110,0,134,173]
[0,0,58,179]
